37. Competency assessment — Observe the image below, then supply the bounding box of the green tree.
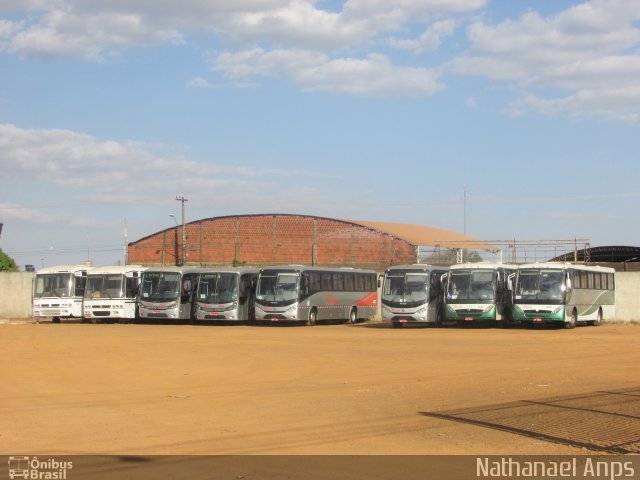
[0,248,18,272]
[423,248,483,266]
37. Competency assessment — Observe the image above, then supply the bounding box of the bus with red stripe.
[254,265,379,325]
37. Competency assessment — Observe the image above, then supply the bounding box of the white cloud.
[0,123,317,205]
[387,19,455,53]
[186,77,223,89]
[212,48,442,96]
[450,0,640,123]
[0,202,97,227]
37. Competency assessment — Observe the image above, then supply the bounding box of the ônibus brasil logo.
[8,456,73,479]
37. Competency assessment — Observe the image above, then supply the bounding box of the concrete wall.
[613,271,640,323]
[0,272,34,319]
[0,270,637,322]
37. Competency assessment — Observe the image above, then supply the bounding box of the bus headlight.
[224,302,238,311]
[483,305,494,313]
[415,307,427,315]
[286,304,297,313]
[552,306,563,314]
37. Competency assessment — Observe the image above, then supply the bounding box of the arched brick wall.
[127,214,416,271]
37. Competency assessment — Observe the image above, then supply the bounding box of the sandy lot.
[1,320,639,456]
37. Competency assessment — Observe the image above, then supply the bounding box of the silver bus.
[381,264,449,328]
[32,265,89,323]
[444,262,517,327]
[254,265,378,325]
[83,265,147,323]
[512,263,615,329]
[194,267,259,322]
[138,267,203,321]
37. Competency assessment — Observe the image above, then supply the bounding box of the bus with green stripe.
[444,262,517,327]
[512,263,615,329]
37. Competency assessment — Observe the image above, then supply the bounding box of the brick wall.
[128,214,416,271]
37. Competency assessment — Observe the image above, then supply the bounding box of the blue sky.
[1,0,639,268]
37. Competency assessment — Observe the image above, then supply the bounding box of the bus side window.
[126,277,140,298]
[74,276,86,297]
[300,274,310,297]
[181,276,194,303]
[240,276,248,299]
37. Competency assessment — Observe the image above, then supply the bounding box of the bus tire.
[591,308,602,326]
[308,308,318,326]
[52,317,61,323]
[348,307,357,325]
[565,310,577,329]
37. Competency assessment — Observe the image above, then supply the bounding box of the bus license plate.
[465,317,474,321]
[533,317,543,323]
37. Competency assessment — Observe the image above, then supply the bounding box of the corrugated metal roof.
[346,219,499,252]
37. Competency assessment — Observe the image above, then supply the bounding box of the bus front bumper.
[254,304,299,321]
[381,305,431,324]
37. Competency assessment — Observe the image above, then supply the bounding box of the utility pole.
[176,196,188,265]
[463,184,468,235]
[123,217,128,265]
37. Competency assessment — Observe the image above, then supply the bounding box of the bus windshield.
[197,273,238,304]
[84,275,124,299]
[516,269,564,305]
[34,273,72,298]
[256,273,298,303]
[448,270,495,303]
[140,272,181,302]
[383,273,429,305]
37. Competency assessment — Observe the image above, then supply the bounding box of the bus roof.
[87,265,147,275]
[36,265,90,275]
[385,264,449,272]
[200,267,260,275]
[449,262,518,270]
[141,266,205,275]
[517,262,616,273]
[259,265,377,274]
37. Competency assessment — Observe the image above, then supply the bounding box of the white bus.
[254,265,378,325]
[512,263,616,329]
[194,267,259,322]
[138,267,203,321]
[32,265,90,322]
[83,265,147,323]
[444,263,517,327]
[381,264,449,328]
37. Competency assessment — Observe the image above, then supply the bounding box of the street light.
[169,214,178,226]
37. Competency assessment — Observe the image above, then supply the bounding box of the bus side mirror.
[378,275,383,289]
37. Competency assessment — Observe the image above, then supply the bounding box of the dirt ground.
[1,320,639,456]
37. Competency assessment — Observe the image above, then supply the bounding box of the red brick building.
[127,214,493,271]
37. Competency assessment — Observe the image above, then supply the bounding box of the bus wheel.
[52,317,61,323]
[308,309,318,326]
[348,308,357,325]
[392,322,403,329]
[565,310,577,329]
[591,308,602,326]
